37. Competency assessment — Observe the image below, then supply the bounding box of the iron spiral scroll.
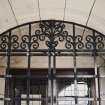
[0,20,105,53]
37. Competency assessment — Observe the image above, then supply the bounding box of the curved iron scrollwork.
[0,35,9,50]
[0,20,105,53]
[11,35,19,50]
[20,35,39,50]
[20,35,29,49]
[85,34,105,50]
[95,35,104,49]
[65,35,84,49]
[35,21,67,51]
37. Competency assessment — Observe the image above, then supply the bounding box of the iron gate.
[0,20,105,105]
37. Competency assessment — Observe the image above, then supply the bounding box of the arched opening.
[58,82,88,105]
[0,20,104,105]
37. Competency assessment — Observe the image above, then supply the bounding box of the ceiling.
[0,0,105,34]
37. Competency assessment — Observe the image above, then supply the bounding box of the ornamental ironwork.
[0,20,102,105]
[0,20,105,54]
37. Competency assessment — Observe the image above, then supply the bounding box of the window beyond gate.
[0,20,105,105]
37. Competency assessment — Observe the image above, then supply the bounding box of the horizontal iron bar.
[0,97,46,101]
[0,52,105,56]
[0,97,105,101]
[0,74,101,79]
[56,75,95,78]
[0,75,48,79]
[58,96,90,98]
[0,49,105,52]
[57,97,95,101]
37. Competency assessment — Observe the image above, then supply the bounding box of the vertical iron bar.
[48,21,55,105]
[51,60,53,105]
[27,24,31,105]
[48,50,53,105]
[97,68,101,105]
[93,30,99,105]
[94,55,99,105]
[73,24,78,104]
[5,31,11,105]
[53,50,56,105]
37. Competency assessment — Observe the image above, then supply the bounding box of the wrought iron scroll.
[0,20,105,53]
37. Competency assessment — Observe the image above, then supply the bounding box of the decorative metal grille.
[0,20,104,105]
[0,20,105,54]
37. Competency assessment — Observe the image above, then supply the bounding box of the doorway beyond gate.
[5,68,96,105]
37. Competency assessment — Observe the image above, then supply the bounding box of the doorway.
[5,68,96,105]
